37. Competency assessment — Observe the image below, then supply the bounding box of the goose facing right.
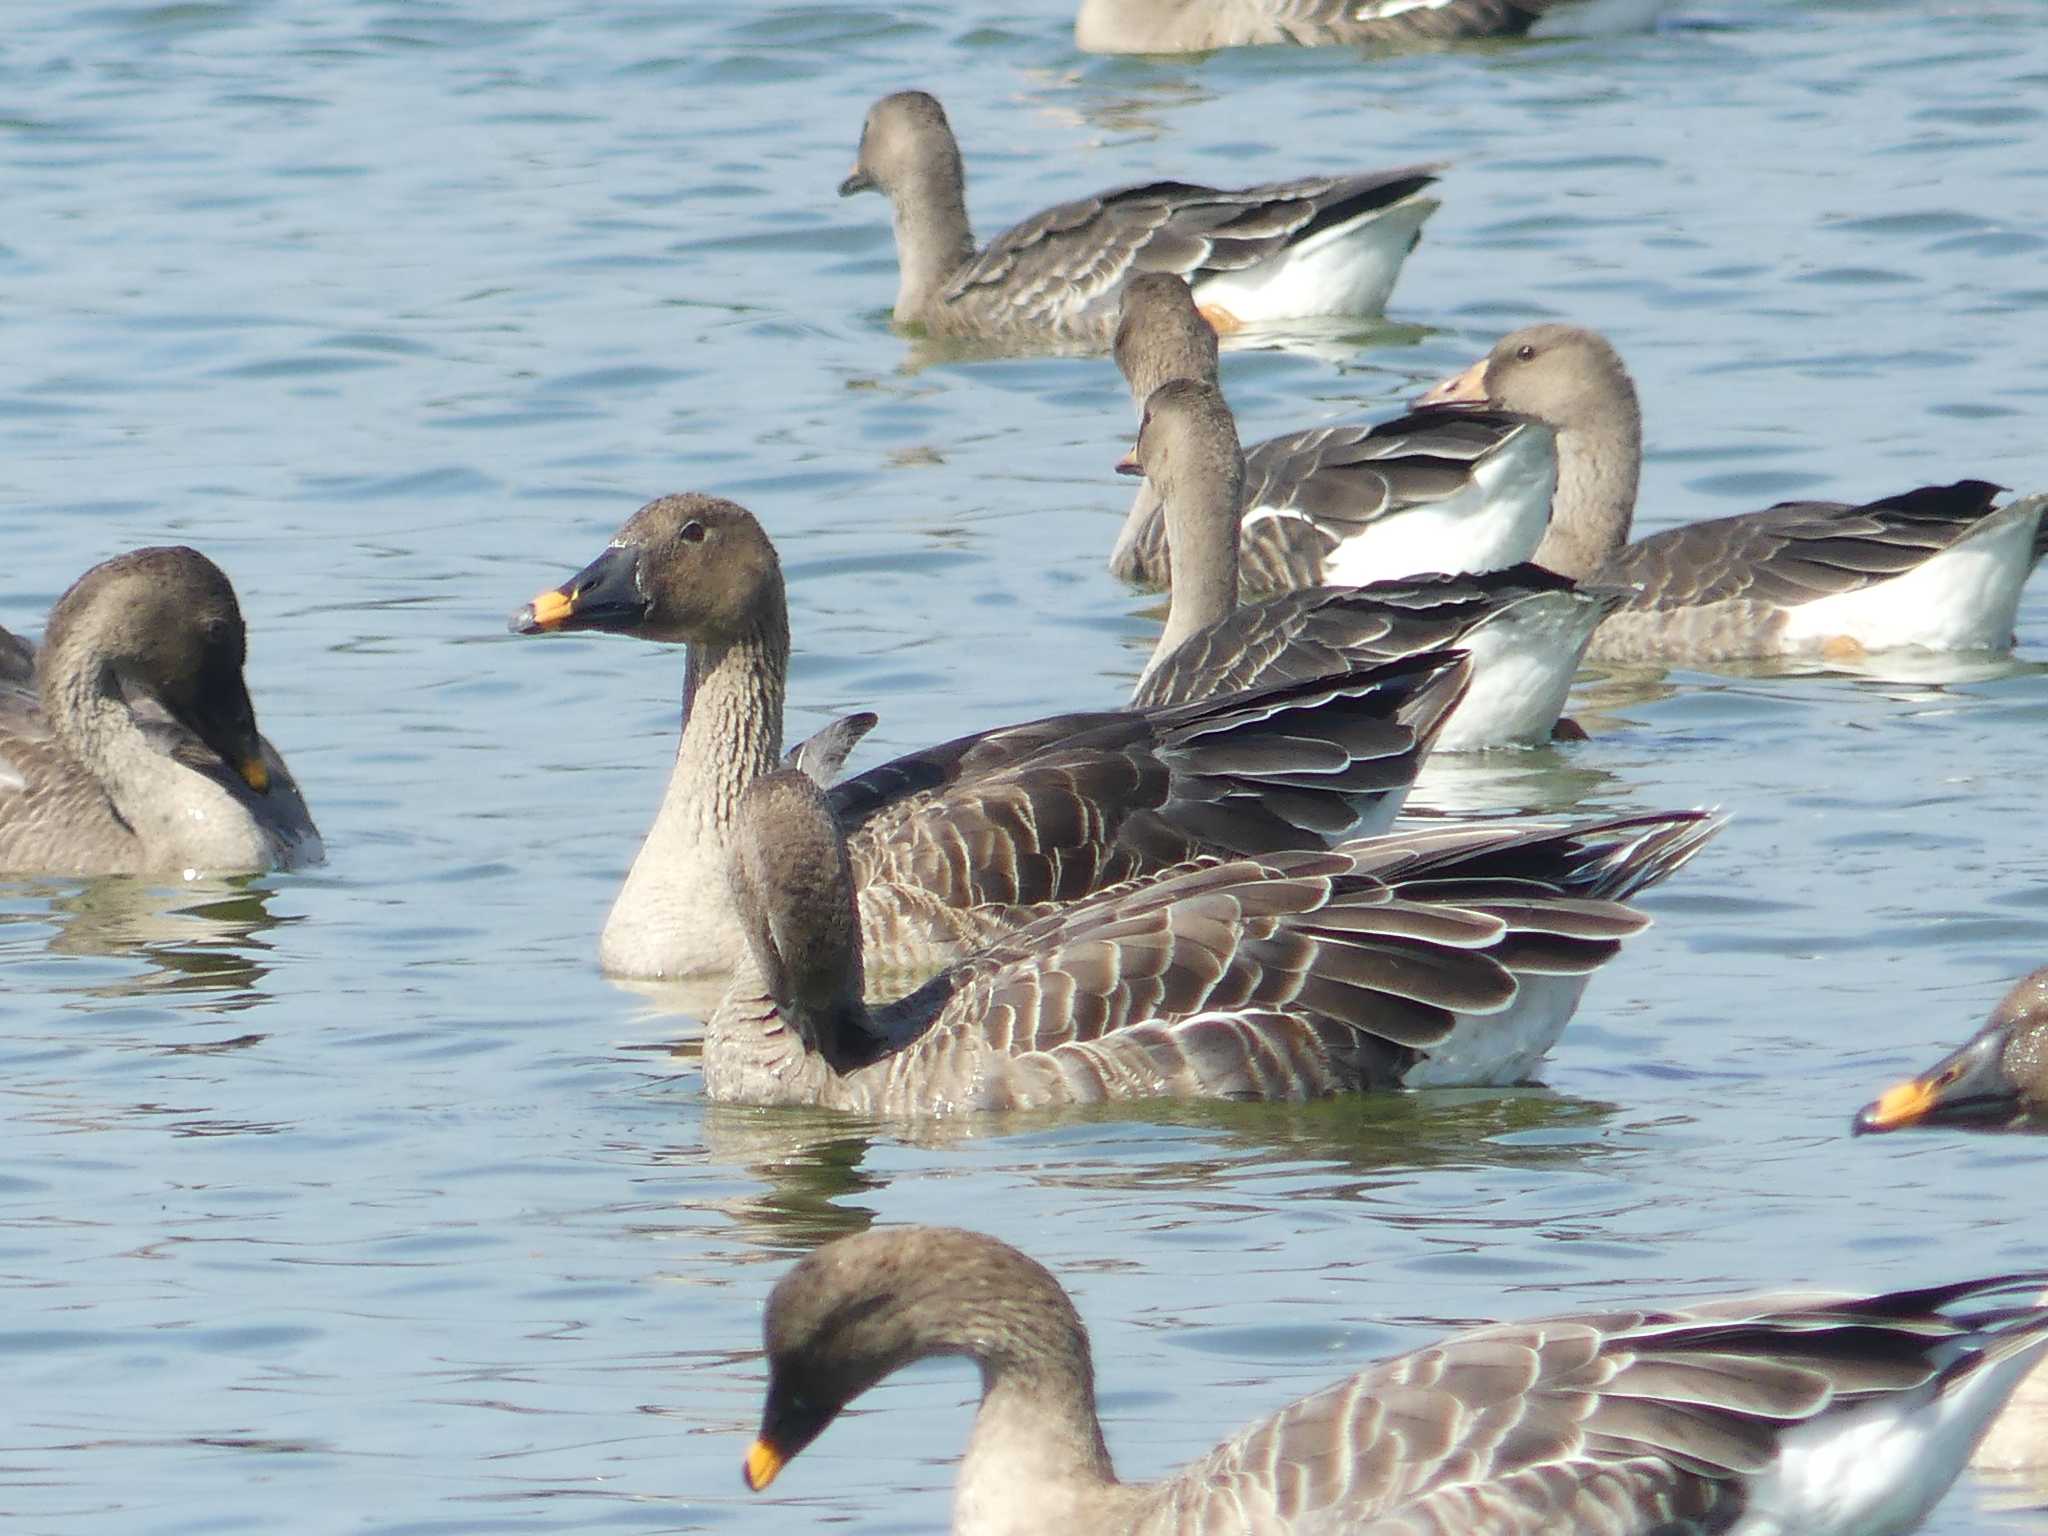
[1108,273,1555,595]
[511,494,1470,982]
[1121,375,1625,749]
[0,547,320,877]
[745,1225,2048,1536]
[1418,323,2048,664]
[839,92,1440,343]
[706,768,1718,1113]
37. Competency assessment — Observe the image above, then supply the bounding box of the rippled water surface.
[6,1,2048,1530]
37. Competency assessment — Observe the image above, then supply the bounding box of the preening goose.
[511,495,1469,982]
[1108,273,1554,594]
[1122,376,1622,749]
[839,92,1439,344]
[0,548,321,877]
[1419,323,2048,663]
[705,768,1717,1112]
[745,1226,2048,1536]
[1076,0,1671,54]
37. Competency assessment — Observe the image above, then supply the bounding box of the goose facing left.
[0,547,321,877]
[839,90,1440,343]
[745,1226,2048,1536]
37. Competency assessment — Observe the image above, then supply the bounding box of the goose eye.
[680,521,707,545]
[1515,344,1537,362]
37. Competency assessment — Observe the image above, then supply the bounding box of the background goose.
[1076,0,1671,53]
[744,1226,2048,1536]
[511,494,1470,983]
[706,768,1717,1113]
[1123,375,1625,748]
[1419,323,2048,663]
[839,92,1440,344]
[0,548,321,877]
[1109,273,1553,593]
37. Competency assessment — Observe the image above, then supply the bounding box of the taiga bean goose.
[1076,0,1670,53]
[510,495,1470,983]
[0,548,321,877]
[1108,274,1554,594]
[744,1227,2048,1536]
[1122,376,1625,749]
[1419,323,2048,663]
[1853,968,2048,1136]
[838,92,1439,344]
[706,768,1717,1112]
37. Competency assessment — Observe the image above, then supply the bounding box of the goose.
[1121,375,1625,749]
[743,1225,2048,1536]
[510,494,1470,982]
[1108,273,1555,594]
[0,547,321,877]
[838,91,1440,344]
[706,767,1717,1112]
[1418,323,2048,664]
[1076,0,1671,53]
[1852,967,2048,1137]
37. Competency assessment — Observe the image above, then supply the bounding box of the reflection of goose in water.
[0,876,286,1008]
[0,548,320,877]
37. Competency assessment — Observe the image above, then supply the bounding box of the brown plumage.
[510,494,1469,981]
[746,1226,2048,1535]
[705,768,1718,1112]
[0,548,320,876]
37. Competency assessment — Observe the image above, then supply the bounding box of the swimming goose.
[706,767,1716,1112]
[744,1226,2048,1536]
[839,92,1440,344]
[1418,323,2048,663]
[1123,376,1625,749]
[511,494,1470,982]
[0,548,321,877]
[1076,0,1670,53]
[1108,273,1554,594]
[1853,968,2048,1136]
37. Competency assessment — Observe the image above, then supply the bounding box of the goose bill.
[1417,357,1492,409]
[1852,1032,2021,1134]
[508,545,649,635]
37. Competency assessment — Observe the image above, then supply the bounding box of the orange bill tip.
[743,1437,785,1492]
[1417,357,1491,408]
[239,756,270,795]
[1861,1077,1937,1132]
[1114,445,1143,477]
[526,588,575,630]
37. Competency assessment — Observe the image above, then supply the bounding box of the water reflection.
[0,877,288,1010]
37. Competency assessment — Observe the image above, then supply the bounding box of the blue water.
[4,0,2048,1530]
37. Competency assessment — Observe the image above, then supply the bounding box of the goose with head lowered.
[511,495,1470,983]
[1853,967,2048,1138]
[1120,375,1623,749]
[706,767,1717,1112]
[1076,0,1672,54]
[1419,323,2048,664]
[839,91,1439,344]
[1108,272,1557,594]
[744,1225,2048,1536]
[0,547,321,877]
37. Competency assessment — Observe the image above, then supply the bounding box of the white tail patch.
[1188,194,1437,325]
[1309,423,1557,589]
[1777,497,2045,655]
[1433,591,1605,751]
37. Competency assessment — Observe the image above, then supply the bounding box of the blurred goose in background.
[839,92,1439,344]
[0,548,320,877]
[1109,273,1554,593]
[511,495,1469,983]
[744,1225,2048,1536]
[1122,375,1624,748]
[706,768,1716,1112]
[1076,0,1671,53]
[1419,323,2048,663]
